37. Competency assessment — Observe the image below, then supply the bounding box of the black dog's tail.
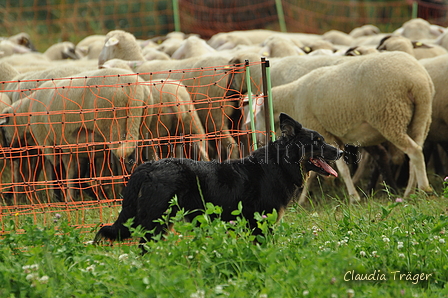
[93,164,150,243]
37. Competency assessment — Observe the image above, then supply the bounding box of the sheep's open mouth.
[309,157,338,177]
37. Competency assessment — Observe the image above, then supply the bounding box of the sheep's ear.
[376,35,392,50]
[0,117,9,125]
[105,37,119,47]
[412,41,432,49]
[280,113,302,137]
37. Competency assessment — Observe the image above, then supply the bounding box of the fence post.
[412,1,418,19]
[275,0,287,32]
[265,59,275,142]
[173,0,181,32]
[261,57,271,147]
[245,60,258,151]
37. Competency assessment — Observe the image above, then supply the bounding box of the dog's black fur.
[94,113,342,245]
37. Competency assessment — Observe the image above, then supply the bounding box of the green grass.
[1,182,447,297]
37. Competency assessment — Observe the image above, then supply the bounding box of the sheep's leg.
[61,154,79,202]
[335,159,361,203]
[351,149,371,185]
[391,135,432,196]
[297,172,316,205]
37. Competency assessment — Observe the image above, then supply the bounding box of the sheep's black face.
[279,113,341,177]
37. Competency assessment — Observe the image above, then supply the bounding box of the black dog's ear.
[280,113,302,137]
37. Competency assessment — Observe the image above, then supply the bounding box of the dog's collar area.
[309,157,338,177]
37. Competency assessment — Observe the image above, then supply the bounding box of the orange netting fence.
[1,1,447,51]
[0,60,268,232]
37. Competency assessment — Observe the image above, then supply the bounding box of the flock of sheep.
[0,17,448,205]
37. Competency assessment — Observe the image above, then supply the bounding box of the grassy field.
[1,177,447,298]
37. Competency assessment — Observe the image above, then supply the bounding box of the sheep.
[98,30,146,66]
[75,35,106,59]
[419,54,448,144]
[394,18,442,40]
[101,55,241,160]
[344,46,379,56]
[154,32,190,56]
[349,24,380,38]
[258,35,306,57]
[142,47,171,61]
[139,79,209,162]
[300,39,336,54]
[43,41,80,60]
[377,35,448,59]
[0,39,33,58]
[15,68,154,201]
[228,53,349,96]
[435,31,448,50]
[171,36,216,59]
[323,30,355,46]
[100,58,209,161]
[208,30,278,49]
[7,32,37,51]
[0,61,19,83]
[3,65,88,103]
[0,96,44,203]
[268,52,434,203]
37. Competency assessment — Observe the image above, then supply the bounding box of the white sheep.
[7,32,37,51]
[140,79,210,162]
[0,61,19,82]
[435,31,448,51]
[208,29,278,49]
[228,53,349,95]
[349,24,380,38]
[3,65,88,103]
[101,55,240,160]
[394,18,442,40]
[419,54,448,143]
[18,68,153,201]
[258,35,306,57]
[43,41,80,60]
[156,31,188,56]
[0,40,32,58]
[269,52,434,203]
[377,35,448,59]
[100,58,209,161]
[98,30,146,66]
[75,35,106,59]
[323,30,355,46]
[0,96,43,202]
[171,36,216,59]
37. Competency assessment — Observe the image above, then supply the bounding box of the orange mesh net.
[0,60,268,233]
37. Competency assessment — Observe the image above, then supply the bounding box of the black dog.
[94,113,342,245]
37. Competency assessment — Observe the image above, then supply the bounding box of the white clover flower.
[397,243,404,249]
[398,253,405,258]
[347,231,353,235]
[214,285,223,294]
[303,290,309,296]
[86,265,95,272]
[39,275,49,284]
[372,251,378,257]
[359,251,366,257]
[439,238,445,244]
[118,254,129,262]
[26,273,39,282]
[347,288,355,298]
[433,236,440,240]
[259,294,268,298]
[22,265,31,273]
[383,237,390,243]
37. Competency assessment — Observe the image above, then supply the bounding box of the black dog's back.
[94,113,342,244]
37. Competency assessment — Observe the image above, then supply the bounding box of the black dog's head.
[279,113,342,177]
